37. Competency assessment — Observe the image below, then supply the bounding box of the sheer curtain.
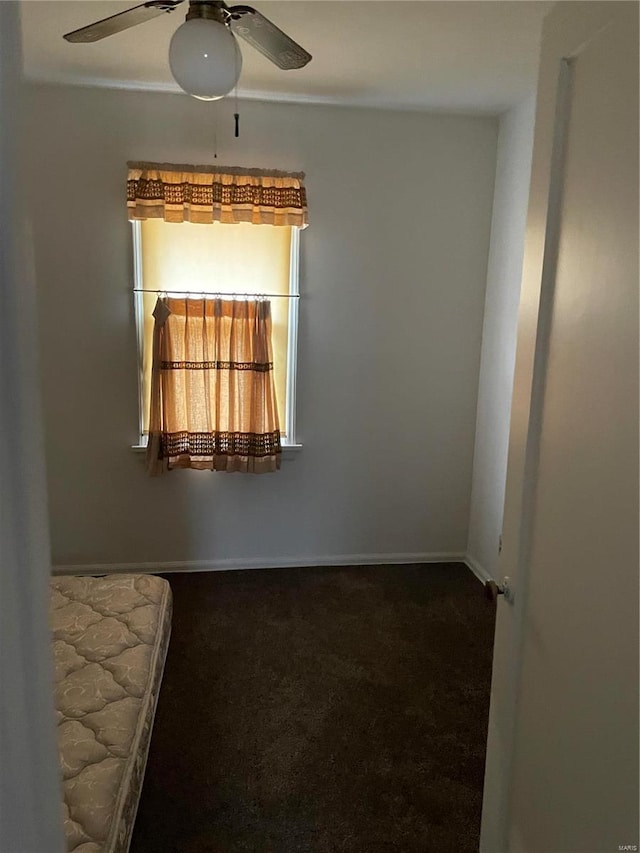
[147,297,282,474]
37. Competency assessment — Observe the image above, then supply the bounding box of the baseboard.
[52,551,468,576]
[464,552,494,585]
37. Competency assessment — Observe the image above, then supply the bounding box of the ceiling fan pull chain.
[233,53,240,138]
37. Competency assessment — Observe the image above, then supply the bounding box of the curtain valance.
[127,161,308,227]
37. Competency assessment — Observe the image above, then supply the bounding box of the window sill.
[131,443,302,457]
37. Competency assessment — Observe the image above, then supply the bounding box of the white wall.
[466,97,536,580]
[0,5,64,849]
[26,84,497,569]
[484,2,639,849]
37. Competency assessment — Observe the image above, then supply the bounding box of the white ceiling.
[21,0,551,114]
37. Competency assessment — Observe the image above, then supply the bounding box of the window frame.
[131,220,301,449]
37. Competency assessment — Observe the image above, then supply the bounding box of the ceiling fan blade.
[228,6,311,70]
[63,1,184,43]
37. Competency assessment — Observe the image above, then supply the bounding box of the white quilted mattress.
[50,574,172,853]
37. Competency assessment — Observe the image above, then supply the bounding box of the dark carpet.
[131,563,495,853]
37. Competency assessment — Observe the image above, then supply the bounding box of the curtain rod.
[133,289,299,298]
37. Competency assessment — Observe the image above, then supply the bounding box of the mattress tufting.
[50,574,172,853]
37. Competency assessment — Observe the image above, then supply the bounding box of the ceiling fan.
[64,0,312,100]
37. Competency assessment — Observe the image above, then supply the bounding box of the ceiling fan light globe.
[169,18,242,100]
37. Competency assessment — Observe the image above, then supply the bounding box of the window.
[127,162,307,470]
[133,218,301,448]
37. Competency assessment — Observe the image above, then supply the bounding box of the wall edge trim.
[52,552,470,575]
[464,552,494,585]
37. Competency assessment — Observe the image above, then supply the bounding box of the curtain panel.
[127,162,308,227]
[147,297,282,474]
